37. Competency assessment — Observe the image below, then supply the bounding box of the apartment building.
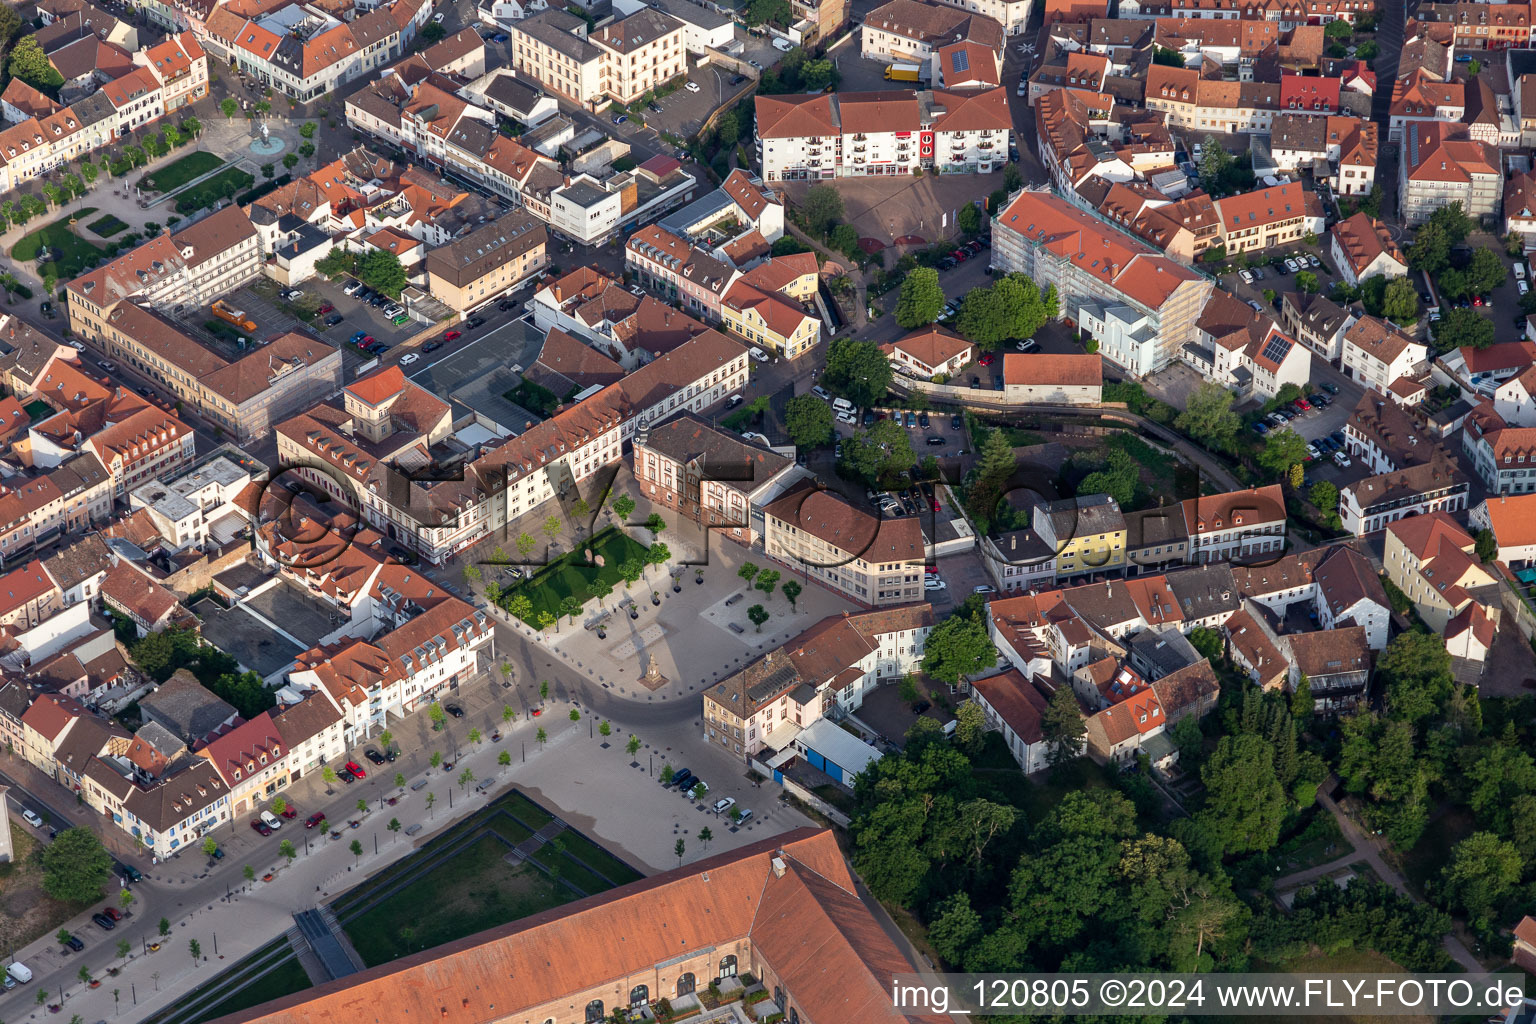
[762,480,926,606]
[1280,290,1355,362]
[971,669,1060,773]
[508,8,685,110]
[1470,493,1536,568]
[1399,122,1501,226]
[881,327,974,378]
[1181,485,1286,565]
[992,188,1212,376]
[1033,494,1126,578]
[926,0,1031,34]
[368,331,748,564]
[1383,511,1497,633]
[1330,212,1408,286]
[1340,315,1428,396]
[1416,1,1531,51]
[1339,454,1468,535]
[632,412,797,545]
[626,225,740,320]
[0,456,111,562]
[134,31,209,113]
[719,278,820,360]
[1144,64,1280,135]
[423,211,548,311]
[754,88,1012,181]
[1464,403,1536,495]
[1212,182,1325,254]
[1388,69,1465,143]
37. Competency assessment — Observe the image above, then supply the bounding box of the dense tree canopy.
[895,267,945,328]
[823,337,892,408]
[42,828,113,903]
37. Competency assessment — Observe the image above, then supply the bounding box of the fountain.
[249,120,286,158]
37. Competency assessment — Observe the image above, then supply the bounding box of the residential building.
[719,276,820,361]
[861,0,1005,85]
[992,188,1212,376]
[762,480,926,606]
[196,711,289,818]
[981,528,1058,592]
[754,88,1012,182]
[1212,182,1326,254]
[1341,315,1428,396]
[1189,291,1312,399]
[1388,68,1465,143]
[423,211,548,311]
[971,669,1066,773]
[1286,626,1370,711]
[702,605,933,758]
[1280,290,1355,362]
[626,225,739,321]
[632,413,798,546]
[1181,485,1286,566]
[507,8,685,111]
[1312,543,1391,649]
[1399,122,1501,226]
[1507,169,1536,253]
[1330,212,1408,286]
[1464,402,1536,495]
[1471,493,1536,568]
[1144,64,1281,136]
[1033,494,1126,579]
[0,560,62,631]
[1383,510,1498,633]
[881,327,974,379]
[1340,454,1469,535]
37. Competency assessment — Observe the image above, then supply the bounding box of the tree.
[675,837,687,866]
[895,267,945,328]
[189,938,201,964]
[1175,381,1242,453]
[921,610,996,683]
[755,569,781,597]
[699,826,714,848]
[747,604,770,632]
[1432,307,1495,352]
[1198,733,1286,855]
[1407,221,1451,275]
[1078,449,1139,509]
[357,798,370,816]
[612,495,636,522]
[394,772,406,789]
[1257,429,1309,479]
[299,121,318,139]
[1440,831,1522,927]
[1466,248,1508,294]
[738,562,760,585]
[824,336,893,407]
[516,532,537,558]
[498,750,512,772]
[387,818,402,840]
[1152,44,1186,66]
[591,578,613,611]
[1187,626,1224,662]
[380,729,394,754]
[1309,480,1339,514]
[430,751,443,769]
[421,19,446,40]
[426,792,436,817]
[1324,17,1352,37]
[644,512,666,536]
[1378,630,1453,723]
[845,418,915,484]
[271,796,287,817]
[469,726,483,744]
[800,183,844,234]
[10,35,63,89]
[279,839,296,864]
[507,594,533,622]
[542,514,562,543]
[41,828,112,902]
[956,276,1051,349]
[785,393,835,447]
[1041,685,1085,765]
[356,249,407,298]
[1293,270,1318,294]
[349,839,364,864]
[540,679,551,701]
[957,202,982,235]
[458,766,475,790]
[261,163,276,179]
[429,702,447,730]
[782,580,802,609]
[536,726,548,744]
[202,836,219,858]
[159,917,171,937]
[116,938,131,963]
[646,542,670,572]
[1475,527,1498,563]
[599,720,612,737]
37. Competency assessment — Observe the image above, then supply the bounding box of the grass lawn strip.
[487,811,535,845]
[175,167,255,214]
[506,526,650,624]
[556,833,642,884]
[501,790,554,828]
[11,207,102,277]
[530,844,610,895]
[143,151,224,192]
[343,834,575,966]
[191,955,312,1023]
[86,213,129,237]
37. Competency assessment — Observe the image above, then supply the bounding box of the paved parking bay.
[647,59,759,139]
[308,276,431,349]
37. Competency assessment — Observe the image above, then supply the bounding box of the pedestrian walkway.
[291,908,365,981]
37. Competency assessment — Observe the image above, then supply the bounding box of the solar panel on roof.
[951,50,969,72]
[1260,333,1291,366]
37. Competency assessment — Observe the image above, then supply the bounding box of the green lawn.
[501,790,554,828]
[343,834,577,966]
[193,956,311,1023]
[175,167,255,214]
[530,844,610,894]
[24,400,51,421]
[12,208,103,278]
[504,526,651,624]
[486,812,534,845]
[143,151,224,193]
[548,832,642,885]
[86,213,129,237]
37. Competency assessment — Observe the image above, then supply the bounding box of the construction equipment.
[210,299,256,332]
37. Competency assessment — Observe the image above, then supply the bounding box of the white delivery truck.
[8,962,34,984]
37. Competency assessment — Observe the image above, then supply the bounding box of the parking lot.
[644,43,769,139]
[304,275,437,351]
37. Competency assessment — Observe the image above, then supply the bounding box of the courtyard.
[779,172,1007,253]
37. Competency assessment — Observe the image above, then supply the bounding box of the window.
[630,985,649,1007]
[585,1001,605,1023]
[677,973,696,997]
[719,955,738,979]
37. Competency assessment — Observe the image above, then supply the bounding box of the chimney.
[771,856,786,877]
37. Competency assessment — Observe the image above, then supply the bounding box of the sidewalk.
[0,708,582,1024]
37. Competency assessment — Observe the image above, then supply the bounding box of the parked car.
[612,114,628,125]
[61,935,83,952]
[324,314,344,326]
[977,353,995,366]
[1320,381,1339,394]
[92,913,116,931]
[424,340,443,352]
[911,701,931,715]
[951,413,963,429]
[250,818,272,837]
[20,808,42,828]
[729,74,747,85]
[1333,450,1352,468]
[305,812,326,829]
[317,303,334,314]
[685,81,701,92]
[445,703,466,718]
[1239,270,1253,284]
[926,435,947,446]
[713,797,736,815]
[260,810,283,830]
[364,748,387,765]
[923,578,947,591]
[467,317,486,328]
[345,760,367,779]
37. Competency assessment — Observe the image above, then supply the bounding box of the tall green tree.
[1256,429,1309,479]
[1198,733,1286,856]
[785,393,834,446]
[9,35,63,89]
[1175,382,1241,453]
[800,183,844,234]
[895,267,945,328]
[843,418,914,483]
[1439,831,1522,927]
[824,336,893,407]
[921,609,996,684]
[41,828,113,902]
[1041,684,1085,765]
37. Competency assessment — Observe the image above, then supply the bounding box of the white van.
[8,962,33,984]
[831,397,854,414]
